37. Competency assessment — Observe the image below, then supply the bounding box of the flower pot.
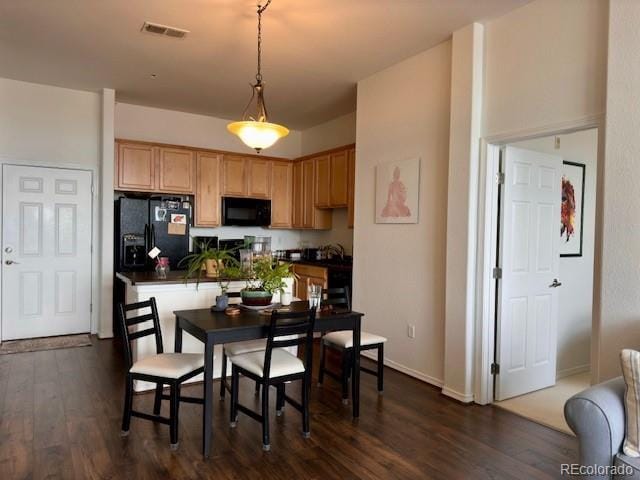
[215,294,229,310]
[204,259,222,278]
[240,289,273,306]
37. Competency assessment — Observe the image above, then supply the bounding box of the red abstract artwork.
[561,175,576,242]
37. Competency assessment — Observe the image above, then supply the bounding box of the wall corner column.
[442,23,484,403]
[98,88,115,338]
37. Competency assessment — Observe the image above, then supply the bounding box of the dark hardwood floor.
[0,337,577,479]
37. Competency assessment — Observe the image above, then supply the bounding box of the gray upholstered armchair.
[564,376,639,479]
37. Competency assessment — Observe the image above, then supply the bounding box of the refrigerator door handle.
[144,224,150,252]
[150,224,156,249]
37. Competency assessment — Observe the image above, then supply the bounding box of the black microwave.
[221,197,271,227]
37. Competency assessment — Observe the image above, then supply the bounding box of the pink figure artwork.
[381,166,411,218]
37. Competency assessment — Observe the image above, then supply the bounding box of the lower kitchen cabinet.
[292,264,328,301]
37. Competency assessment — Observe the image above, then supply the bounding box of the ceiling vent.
[141,21,189,39]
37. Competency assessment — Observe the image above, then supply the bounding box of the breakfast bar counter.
[116,271,293,391]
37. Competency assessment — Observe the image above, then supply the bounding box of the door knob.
[549,278,562,288]
[5,260,19,265]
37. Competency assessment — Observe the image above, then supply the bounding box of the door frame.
[0,158,96,342]
[473,114,605,405]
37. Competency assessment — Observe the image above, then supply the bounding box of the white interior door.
[2,165,92,340]
[495,146,562,401]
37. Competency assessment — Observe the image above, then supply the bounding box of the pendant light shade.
[228,1,288,153]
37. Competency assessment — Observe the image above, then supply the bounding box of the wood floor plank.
[0,337,578,479]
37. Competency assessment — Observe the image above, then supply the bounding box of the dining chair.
[118,297,205,449]
[228,307,316,451]
[220,292,265,400]
[317,287,387,403]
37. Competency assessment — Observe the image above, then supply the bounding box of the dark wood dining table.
[173,301,364,457]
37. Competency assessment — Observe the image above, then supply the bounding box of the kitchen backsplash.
[191,209,353,254]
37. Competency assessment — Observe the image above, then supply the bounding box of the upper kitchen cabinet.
[247,159,271,199]
[221,154,247,197]
[292,161,304,228]
[347,148,356,228]
[330,149,349,207]
[157,147,196,194]
[194,152,221,227]
[302,159,332,230]
[221,155,272,198]
[270,161,293,228]
[116,141,157,192]
[313,147,350,209]
[314,155,331,208]
[115,140,196,195]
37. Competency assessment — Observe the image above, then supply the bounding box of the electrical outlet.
[407,324,416,339]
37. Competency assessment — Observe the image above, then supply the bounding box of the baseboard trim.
[360,351,444,388]
[557,364,590,380]
[441,386,475,404]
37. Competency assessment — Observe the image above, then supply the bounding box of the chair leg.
[255,379,261,396]
[121,374,133,436]
[341,349,350,404]
[262,381,270,451]
[276,383,285,416]
[169,383,179,449]
[230,366,239,427]
[220,350,228,400]
[377,344,384,393]
[153,382,163,415]
[318,342,326,386]
[302,374,310,439]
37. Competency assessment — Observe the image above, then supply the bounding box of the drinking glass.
[308,284,322,309]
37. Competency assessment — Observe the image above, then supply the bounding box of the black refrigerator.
[115,197,191,272]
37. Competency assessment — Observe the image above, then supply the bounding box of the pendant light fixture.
[227,0,289,153]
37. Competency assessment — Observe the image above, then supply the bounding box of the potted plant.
[179,242,239,287]
[213,264,244,310]
[241,256,294,306]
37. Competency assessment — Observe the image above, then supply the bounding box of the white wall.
[353,41,451,386]
[597,0,640,381]
[0,78,103,336]
[115,103,302,159]
[483,0,608,138]
[300,112,356,156]
[514,128,598,378]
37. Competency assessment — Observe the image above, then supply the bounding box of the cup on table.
[308,284,322,309]
[280,291,292,306]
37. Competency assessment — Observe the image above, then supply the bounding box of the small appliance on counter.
[192,235,218,254]
[219,238,247,262]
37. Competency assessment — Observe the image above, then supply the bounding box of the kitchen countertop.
[116,270,250,286]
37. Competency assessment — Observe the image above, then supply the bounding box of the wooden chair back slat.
[117,297,163,368]
[263,308,316,380]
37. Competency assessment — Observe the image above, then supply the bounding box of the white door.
[2,165,92,340]
[495,146,562,401]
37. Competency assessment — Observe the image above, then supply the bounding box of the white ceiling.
[0,0,529,129]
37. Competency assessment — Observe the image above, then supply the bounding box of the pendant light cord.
[256,0,271,84]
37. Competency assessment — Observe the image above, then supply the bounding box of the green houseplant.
[241,256,294,306]
[179,241,240,287]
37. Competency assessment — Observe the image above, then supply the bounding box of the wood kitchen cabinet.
[292,162,304,228]
[302,159,332,229]
[115,141,196,194]
[347,148,356,228]
[314,155,331,208]
[247,159,271,198]
[221,154,247,197]
[292,264,328,301]
[194,152,221,227]
[116,142,157,192]
[270,161,293,228]
[221,155,271,198]
[330,149,349,207]
[157,147,195,194]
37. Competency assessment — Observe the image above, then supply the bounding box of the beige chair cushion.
[621,349,640,457]
[229,348,305,378]
[323,330,387,349]
[130,353,204,379]
[224,339,267,357]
